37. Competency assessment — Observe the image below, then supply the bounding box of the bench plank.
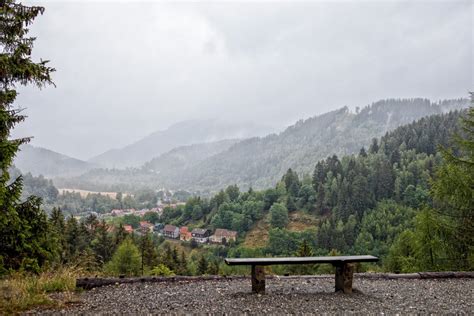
[225,255,379,294]
[225,255,378,266]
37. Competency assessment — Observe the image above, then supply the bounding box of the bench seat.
[225,255,379,294]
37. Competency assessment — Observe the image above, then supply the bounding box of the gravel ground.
[38,276,473,314]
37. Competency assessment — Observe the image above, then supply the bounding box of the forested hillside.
[143,139,239,173]
[168,98,468,191]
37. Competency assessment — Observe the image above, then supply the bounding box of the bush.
[105,238,141,276]
[150,264,175,276]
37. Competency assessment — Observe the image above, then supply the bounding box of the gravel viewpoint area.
[36,276,474,315]
[37,276,473,314]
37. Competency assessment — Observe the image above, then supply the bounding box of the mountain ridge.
[88,119,277,168]
[14,144,96,178]
[60,97,470,192]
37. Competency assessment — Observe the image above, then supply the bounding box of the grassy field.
[242,216,271,248]
[0,267,79,314]
[287,211,319,231]
[243,211,319,248]
[58,188,130,199]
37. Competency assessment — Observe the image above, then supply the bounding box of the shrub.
[105,238,141,276]
[150,264,175,276]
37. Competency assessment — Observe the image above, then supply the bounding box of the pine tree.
[286,195,297,212]
[296,240,314,257]
[64,216,80,261]
[49,207,66,262]
[50,207,65,232]
[197,256,208,275]
[431,102,474,270]
[0,0,55,272]
[114,223,127,247]
[139,232,158,271]
[92,220,114,266]
[175,251,188,275]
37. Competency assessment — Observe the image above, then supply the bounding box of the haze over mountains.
[88,119,277,168]
[14,145,96,178]
[41,97,469,193]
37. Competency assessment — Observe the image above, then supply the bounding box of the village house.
[209,229,238,244]
[191,228,211,243]
[162,224,180,239]
[123,224,134,234]
[154,223,164,233]
[180,226,192,241]
[139,221,154,233]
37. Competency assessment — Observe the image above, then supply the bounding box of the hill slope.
[164,98,469,191]
[89,119,276,168]
[143,139,240,174]
[14,144,95,178]
[54,139,241,192]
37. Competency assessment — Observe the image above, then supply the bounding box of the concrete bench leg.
[335,263,354,293]
[251,265,265,294]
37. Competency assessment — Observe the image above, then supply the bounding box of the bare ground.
[33,276,473,314]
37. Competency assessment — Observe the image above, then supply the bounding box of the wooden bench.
[225,255,379,294]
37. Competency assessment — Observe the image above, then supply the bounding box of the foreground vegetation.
[0,267,78,314]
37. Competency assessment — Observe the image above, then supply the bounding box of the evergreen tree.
[197,255,208,275]
[0,0,55,272]
[50,207,65,232]
[175,251,188,275]
[64,216,79,260]
[206,259,220,275]
[92,220,114,266]
[49,207,66,262]
[286,195,297,212]
[296,239,314,257]
[431,104,474,270]
[282,168,300,196]
[369,138,379,154]
[160,242,176,271]
[315,183,326,215]
[139,232,158,273]
[114,223,127,247]
[312,161,326,189]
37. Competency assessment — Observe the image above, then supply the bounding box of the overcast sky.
[13,0,473,160]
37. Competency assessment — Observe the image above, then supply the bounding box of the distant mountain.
[54,139,241,192]
[14,144,96,178]
[88,119,277,168]
[62,97,470,192]
[143,139,240,174]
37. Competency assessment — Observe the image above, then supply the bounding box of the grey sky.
[12,0,473,160]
